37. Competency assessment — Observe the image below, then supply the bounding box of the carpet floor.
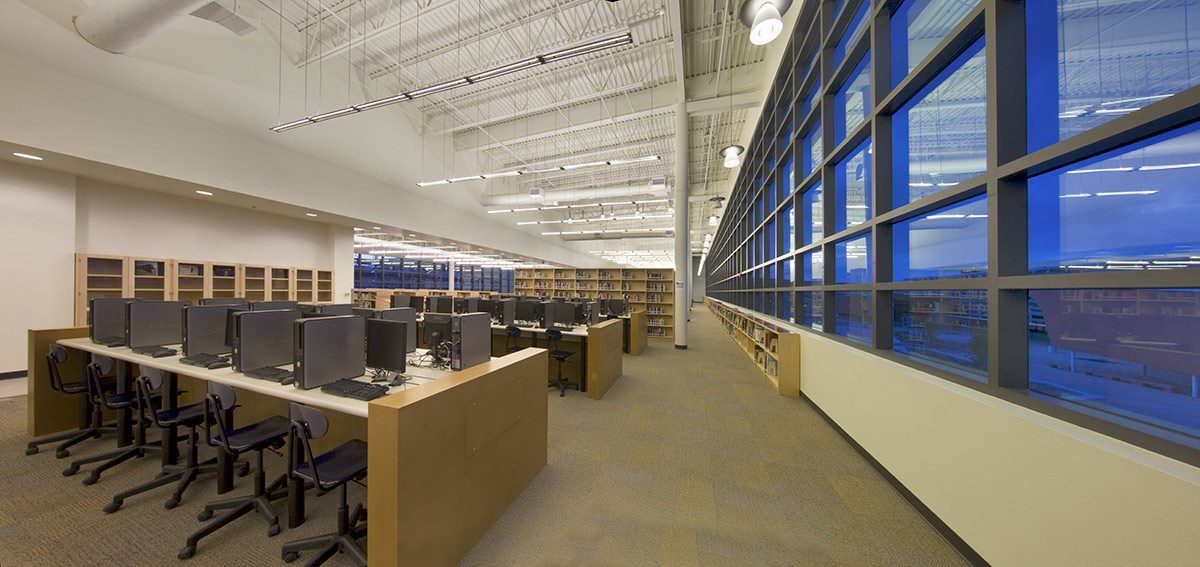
[0,307,967,566]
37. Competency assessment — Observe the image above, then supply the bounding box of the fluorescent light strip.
[274,34,631,133]
[1065,167,1134,174]
[1095,190,1158,196]
[418,156,659,187]
[12,152,43,160]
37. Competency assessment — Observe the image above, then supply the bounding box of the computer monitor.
[608,299,627,316]
[183,305,233,356]
[126,301,187,348]
[90,297,139,343]
[390,294,411,309]
[374,308,417,353]
[317,304,354,316]
[232,309,300,372]
[409,297,425,314]
[352,308,377,318]
[565,302,585,326]
[294,316,365,390]
[251,300,298,311]
[200,297,249,308]
[366,319,407,374]
[515,300,538,323]
[427,296,452,314]
[423,312,452,358]
[477,299,496,319]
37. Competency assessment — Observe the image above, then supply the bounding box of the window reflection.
[894,290,988,380]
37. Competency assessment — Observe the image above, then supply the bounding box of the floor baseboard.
[0,370,27,380]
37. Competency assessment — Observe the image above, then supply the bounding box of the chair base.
[281,485,367,567]
[547,378,581,397]
[27,421,117,459]
[179,474,289,560]
[64,441,162,484]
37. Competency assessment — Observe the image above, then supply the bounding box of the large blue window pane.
[781,291,794,324]
[835,139,873,232]
[781,257,794,287]
[803,183,824,245]
[835,291,873,344]
[783,158,795,200]
[833,0,870,70]
[835,234,872,283]
[803,121,823,179]
[765,288,776,316]
[801,250,824,285]
[783,204,795,254]
[802,291,824,331]
[802,83,820,122]
[890,0,982,87]
[765,220,776,261]
[894,194,988,281]
[894,290,988,380]
[1029,288,1200,443]
[765,262,776,288]
[1028,121,1200,274]
[835,54,872,144]
[893,39,987,207]
[1028,0,1200,152]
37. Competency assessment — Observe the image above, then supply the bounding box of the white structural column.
[670,0,689,349]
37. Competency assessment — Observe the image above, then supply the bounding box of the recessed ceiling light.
[306,213,318,217]
[195,190,214,196]
[373,226,382,230]
[13,152,42,161]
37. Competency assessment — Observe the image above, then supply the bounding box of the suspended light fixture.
[721,145,744,168]
[709,215,719,226]
[740,0,792,46]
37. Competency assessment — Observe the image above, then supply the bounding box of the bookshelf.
[242,265,267,302]
[514,267,676,339]
[706,298,800,396]
[175,261,206,305]
[316,270,333,302]
[269,267,293,301]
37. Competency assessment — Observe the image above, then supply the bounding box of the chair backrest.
[505,325,521,338]
[45,344,70,392]
[85,355,115,406]
[203,382,238,452]
[287,402,330,488]
[546,328,563,347]
[135,368,167,427]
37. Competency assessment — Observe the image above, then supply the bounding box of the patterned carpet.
[0,308,966,566]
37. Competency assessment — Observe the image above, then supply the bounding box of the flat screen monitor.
[390,294,411,308]
[233,309,300,371]
[477,299,496,319]
[251,300,298,311]
[608,299,627,316]
[183,305,233,356]
[366,319,407,374]
[200,298,249,308]
[565,302,585,326]
[90,297,138,343]
[374,308,417,353]
[294,315,365,390]
[352,308,378,318]
[427,296,452,314]
[409,297,425,314]
[318,304,354,316]
[423,312,452,349]
[126,301,187,348]
[515,300,538,323]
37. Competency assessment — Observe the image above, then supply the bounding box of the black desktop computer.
[183,305,233,356]
[293,315,365,390]
[453,297,479,314]
[495,299,515,326]
[251,300,298,311]
[410,296,425,314]
[366,318,407,375]
[232,309,300,373]
[427,296,452,314]
[450,313,490,371]
[318,304,354,316]
[390,294,411,309]
[352,307,378,318]
[606,299,627,316]
[423,313,452,363]
[126,301,187,348]
[200,297,249,308]
[564,302,586,326]
[515,300,538,324]
[90,297,140,346]
[375,308,417,353]
[588,300,601,326]
[537,300,558,329]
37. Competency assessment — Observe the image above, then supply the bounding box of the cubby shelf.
[706,297,800,396]
[513,267,676,339]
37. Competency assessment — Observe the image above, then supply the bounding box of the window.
[801,250,824,286]
[781,290,794,323]
[835,291,872,344]
[835,54,872,144]
[1028,288,1200,443]
[783,204,795,254]
[833,0,870,70]
[1027,0,1200,152]
[802,183,824,245]
[892,39,986,207]
[890,0,982,87]
[781,256,794,287]
[894,290,988,380]
[765,220,776,262]
[803,121,823,180]
[835,234,872,284]
[782,159,795,202]
[835,140,872,233]
[893,194,987,281]
[1028,121,1200,274]
[801,291,824,330]
[802,82,820,122]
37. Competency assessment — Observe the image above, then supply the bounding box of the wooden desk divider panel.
[628,310,648,356]
[367,349,549,567]
[585,318,624,400]
[27,327,89,436]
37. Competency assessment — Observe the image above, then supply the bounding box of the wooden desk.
[29,327,548,567]
[485,321,624,399]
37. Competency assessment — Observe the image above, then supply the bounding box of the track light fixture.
[740,0,792,46]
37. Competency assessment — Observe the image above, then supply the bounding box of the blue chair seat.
[63,375,117,395]
[154,402,207,427]
[548,350,573,361]
[294,439,368,490]
[215,415,290,453]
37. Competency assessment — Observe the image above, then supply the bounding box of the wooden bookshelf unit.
[514,267,676,339]
[706,298,799,396]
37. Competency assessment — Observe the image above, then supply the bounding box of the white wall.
[0,161,76,373]
[711,298,1200,567]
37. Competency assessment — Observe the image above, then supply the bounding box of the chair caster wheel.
[103,501,122,514]
[82,474,99,486]
[25,446,38,456]
[165,498,180,509]
[283,552,299,563]
[178,545,196,560]
[238,467,250,478]
[197,510,213,521]
[56,449,70,458]
[63,465,79,477]
[560,391,565,397]
[267,523,280,537]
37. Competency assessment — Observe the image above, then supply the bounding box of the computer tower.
[453,297,480,314]
[497,299,516,326]
[390,293,411,309]
[450,313,490,371]
[539,300,558,329]
[293,316,365,390]
[375,307,417,353]
[588,301,601,326]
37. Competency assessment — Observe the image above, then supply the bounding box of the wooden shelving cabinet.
[316,270,333,302]
[514,267,676,339]
[706,298,799,396]
[242,265,267,302]
[211,264,239,299]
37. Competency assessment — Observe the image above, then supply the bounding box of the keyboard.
[131,346,177,358]
[320,379,389,401]
[95,336,126,347]
[243,366,294,382]
[516,323,535,328]
[181,353,230,369]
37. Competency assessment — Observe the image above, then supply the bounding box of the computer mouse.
[280,376,295,386]
[206,361,231,370]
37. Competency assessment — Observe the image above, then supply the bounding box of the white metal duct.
[73,0,212,54]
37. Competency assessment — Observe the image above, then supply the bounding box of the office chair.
[505,325,524,353]
[104,368,242,512]
[178,382,291,560]
[63,356,163,484]
[26,345,116,458]
[545,329,578,397]
[281,402,368,567]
